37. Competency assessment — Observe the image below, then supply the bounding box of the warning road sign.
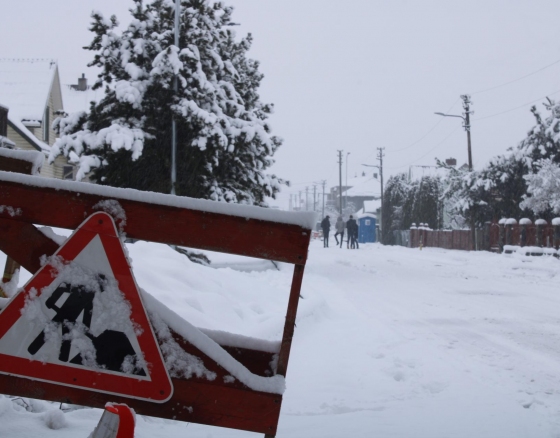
[0,212,173,402]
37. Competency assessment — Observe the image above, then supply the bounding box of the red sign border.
[0,212,173,403]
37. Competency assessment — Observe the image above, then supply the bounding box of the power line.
[471,58,560,95]
[388,98,460,153]
[387,126,461,170]
[474,89,560,122]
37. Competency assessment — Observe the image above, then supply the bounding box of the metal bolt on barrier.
[89,403,135,438]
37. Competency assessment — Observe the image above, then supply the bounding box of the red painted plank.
[0,374,281,435]
[0,217,60,274]
[0,156,34,175]
[276,265,305,377]
[0,177,311,265]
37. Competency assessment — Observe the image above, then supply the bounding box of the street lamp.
[434,95,473,171]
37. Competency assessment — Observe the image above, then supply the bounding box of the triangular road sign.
[0,212,173,403]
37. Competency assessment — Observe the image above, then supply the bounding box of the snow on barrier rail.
[0,157,315,437]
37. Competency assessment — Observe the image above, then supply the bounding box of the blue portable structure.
[357,213,376,243]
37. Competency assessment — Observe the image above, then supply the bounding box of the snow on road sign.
[0,212,173,402]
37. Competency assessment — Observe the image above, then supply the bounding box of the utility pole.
[337,150,343,215]
[377,147,385,244]
[435,95,475,249]
[305,187,309,211]
[298,191,302,211]
[313,185,317,212]
[289,194,292,211]
[461,94,473,171]
[462,94,476,249]
[321,180,326,219]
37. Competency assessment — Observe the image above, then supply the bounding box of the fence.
[392,220,560,252]
[409,228,475,251]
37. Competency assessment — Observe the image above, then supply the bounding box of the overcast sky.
[3,0,560,209]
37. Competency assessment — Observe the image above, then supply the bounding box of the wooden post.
[264,264,305,438]
[0,257,19,298]
[536,220,547,247]
[554,220,560,249]
[505,224,512,246]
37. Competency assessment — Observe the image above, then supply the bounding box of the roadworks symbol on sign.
[0,212,173,402]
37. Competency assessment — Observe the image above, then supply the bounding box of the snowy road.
[2,240,560,437]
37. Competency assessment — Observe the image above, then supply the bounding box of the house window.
[43,107,50,144]
[63,165,75,180]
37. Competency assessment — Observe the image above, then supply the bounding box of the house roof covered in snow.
[61,85,103,114]
[408,165,447,181]
[342,173,381,198]
[0,59,58,122]
[362,199,381,214]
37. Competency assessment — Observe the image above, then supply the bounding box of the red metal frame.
[0,154,311,437]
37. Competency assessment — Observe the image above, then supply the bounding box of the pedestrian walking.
[347,215,359,249]
[321,215,331,247]
[334,216,345,248]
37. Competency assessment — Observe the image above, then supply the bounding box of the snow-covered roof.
[363,199,381,213]
[8,118,51,153]
[61,85,103,114]
[342,174,381,198]
[0,59,59,153]
[408,166,447,181]
[0,59,57,121]
[0,136,15,149]
[356,212,376,220]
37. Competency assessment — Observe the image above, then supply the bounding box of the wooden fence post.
[482,222,490,251]
[519,218,531,247]
[553,218,560,249]
[535,219,547,247]
[505,219,517,246]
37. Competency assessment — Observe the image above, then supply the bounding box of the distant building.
[0,59,72,179]
[62,73,102,115]
[329,172,381,214]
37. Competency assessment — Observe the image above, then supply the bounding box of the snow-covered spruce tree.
[382,173,409,244]
[50,0,283,204]
[412,176,443,229]
[382,174,442,242]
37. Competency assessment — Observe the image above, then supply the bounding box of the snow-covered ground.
[2,238,560,437]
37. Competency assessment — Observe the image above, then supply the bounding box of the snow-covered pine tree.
[382,173,424,243]
[50,0,284,205]
[412,176,442,229]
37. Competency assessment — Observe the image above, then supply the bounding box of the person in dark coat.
[321,215,331,247]
[346,215,359,249]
